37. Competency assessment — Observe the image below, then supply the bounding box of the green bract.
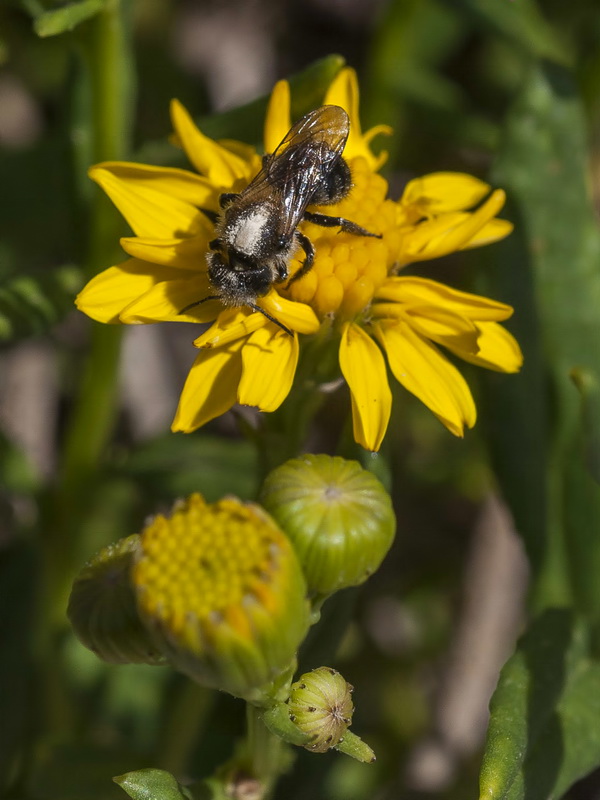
[67,535,164,666]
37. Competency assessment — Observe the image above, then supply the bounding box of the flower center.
[281,158,401,321]
[132,495,286,641]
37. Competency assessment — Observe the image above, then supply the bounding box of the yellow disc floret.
[283,158,400,322]
[132,494,310,700]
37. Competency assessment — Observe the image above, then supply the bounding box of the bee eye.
[277,236,288,251]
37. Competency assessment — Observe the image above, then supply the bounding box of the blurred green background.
[1,1,600,799]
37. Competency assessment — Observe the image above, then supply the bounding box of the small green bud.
[287,667,354,753]
[260,455,396,596]
[67,535,163,665]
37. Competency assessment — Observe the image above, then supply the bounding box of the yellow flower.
[76,67,522,451]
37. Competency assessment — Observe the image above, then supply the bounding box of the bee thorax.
[223,206,274,258]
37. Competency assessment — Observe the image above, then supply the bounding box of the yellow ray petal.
[75,259,184,323]
[446,321,523,373]
[171,342,244,432]
[119,275,220,324]
[376,276,514,321]
[120,233,211,270]
[259,291,320,335]
[402,191,507,261]
[194,308,267,349]
[339,322,391,452]
[401,173,491,215]
[461,218,514,248]
[238,327,299,411]
[373,302,480,352]
[264,80,292,154]
[323,67,388,170]
[170,99,249,186]
[89,161,219,209]
[374,320,476,436]
[89,164,204,239]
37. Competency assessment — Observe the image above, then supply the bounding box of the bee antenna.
[249,304,293,337]
[179,296,220,315]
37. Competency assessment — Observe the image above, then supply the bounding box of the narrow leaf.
[480,609,600,800]
[33,0,105,37]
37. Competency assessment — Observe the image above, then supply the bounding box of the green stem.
[39,0,134,737]
[245,704,284,799]
[49,0,134,606]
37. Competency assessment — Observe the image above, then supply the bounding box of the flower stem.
[245,704,284,798]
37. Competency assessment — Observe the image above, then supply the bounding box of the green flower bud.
[132,494,310,701]
[67,535,164,665]
[260,455,395,596]
[287,667,354,753]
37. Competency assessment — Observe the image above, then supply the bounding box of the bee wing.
[241,105,350,240]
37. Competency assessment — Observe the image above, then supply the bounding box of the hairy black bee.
[182,105,380,333]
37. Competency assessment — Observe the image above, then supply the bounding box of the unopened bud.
[260,455,395,596]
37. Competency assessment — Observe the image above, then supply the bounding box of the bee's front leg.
[303,210,380,238]
[286,232,315,287]
[219,193,239,208]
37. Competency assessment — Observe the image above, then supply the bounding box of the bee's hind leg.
[286,232,315,287]
[303,210,381,238]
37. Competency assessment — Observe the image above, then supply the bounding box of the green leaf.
[121,434,259,502]
[114,769,193,800]
[480,609,600,800]
[570,368,600,485]
[485,62,600,616]
[33,0,105,37]
[0,265,83,344]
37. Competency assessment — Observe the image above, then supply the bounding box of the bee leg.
[200,208,219,223]
[179,295,220,315]
[286,232,315,287]
[219,192,239,208]
[303,210,381,238]
[249,304,293,336]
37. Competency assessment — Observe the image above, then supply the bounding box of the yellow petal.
[446,321,523,373]
[461,218,514,248]
[89,160,219,208]
[119,274,219,324]
[170,99,249,186]
[401,173,491,215]
[402,190,507,261]
[259,291,320,334]
[120,233,211,270]
[374,319,476,436]
[323,67,386,170]
[171,342,244,432]
[383,305,480,352]
[194,308,267,349]
[339,322,391,452]
[264,80,292,154]
[376,276,514,321]
[75,259,184,323]
[89,163,204,239]
[238,327,299,411]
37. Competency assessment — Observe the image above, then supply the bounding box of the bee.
[182,105,380,334]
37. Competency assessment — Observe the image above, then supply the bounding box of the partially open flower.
[67,535,164,665]
[132,494,310,701]
[260,454,395,596]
